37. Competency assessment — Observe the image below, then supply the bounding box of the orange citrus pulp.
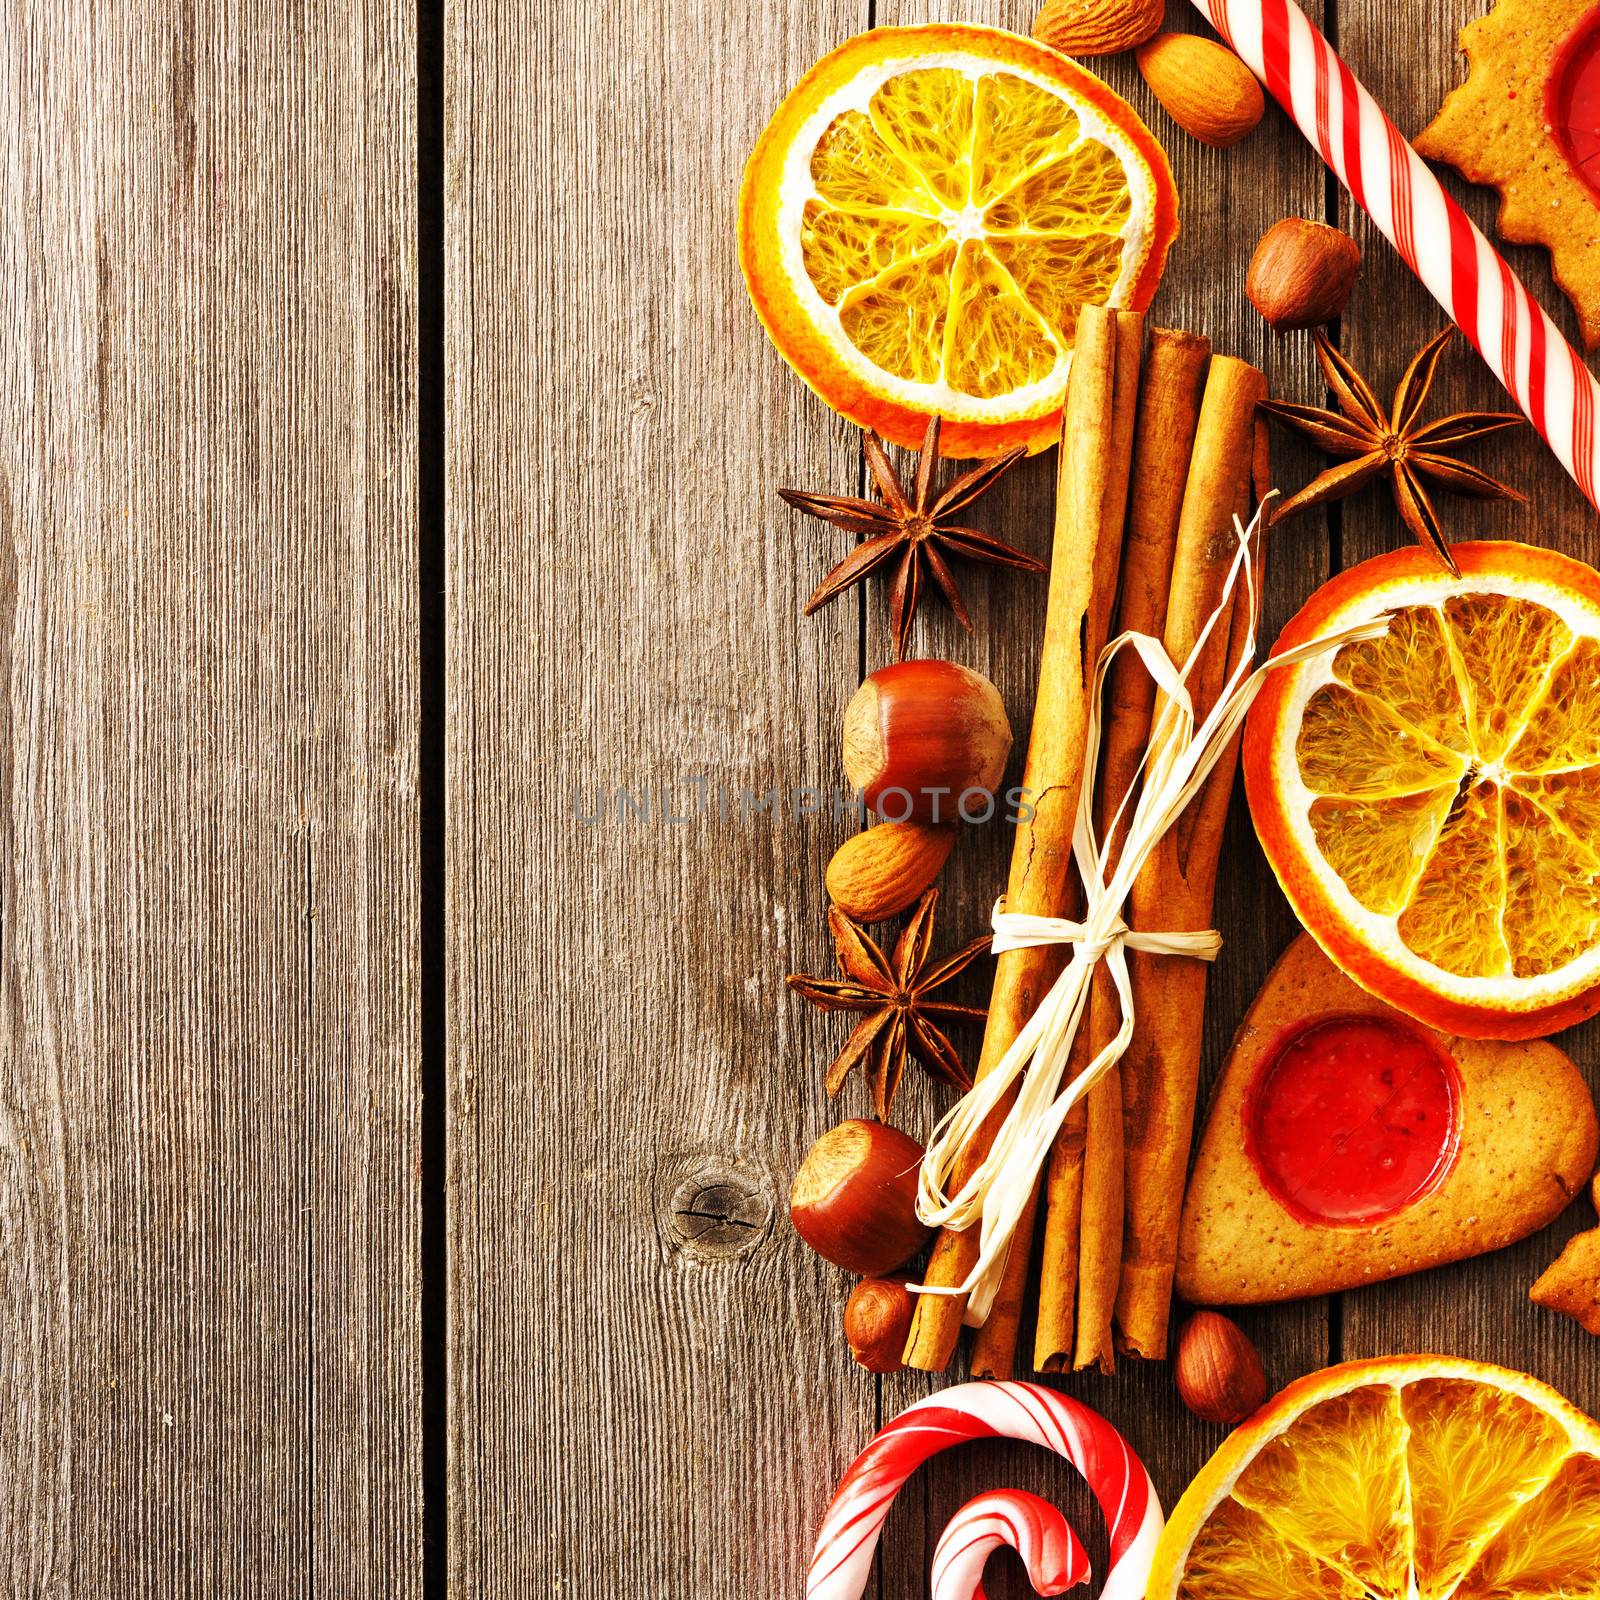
[1149,1355,1600,1600]
[1244,541,1600,1038]
[738,24,1178,456]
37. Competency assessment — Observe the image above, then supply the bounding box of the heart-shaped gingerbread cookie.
[1178,934,1597,1306]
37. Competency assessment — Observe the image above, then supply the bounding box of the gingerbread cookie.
[1417,0,1600,348]
[1531,1176,1600,1333]
[1177,935,1597,1306]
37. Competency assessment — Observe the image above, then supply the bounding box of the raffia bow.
[914,501,1385,1324]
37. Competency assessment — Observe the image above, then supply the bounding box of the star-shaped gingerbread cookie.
[1417,0,1600,348]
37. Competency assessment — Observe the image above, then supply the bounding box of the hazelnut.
[1175,1311,1269,1425]
[790,1120,931,1277]
[825,820,956,922]
[843,1279,916,1373]
[1246,218,1362,330]
[842,660,1012,825]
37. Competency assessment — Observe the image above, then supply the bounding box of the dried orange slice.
[738,24,1178,457]
[1148,1356,1600,1600]
[1244,541,1600,1039]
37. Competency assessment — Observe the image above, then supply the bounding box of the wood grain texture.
[443,0,872,1594]
[0,1,419,1591]
[1333,0,1600,1411]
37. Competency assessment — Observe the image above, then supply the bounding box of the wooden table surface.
[5,0,1598,1592]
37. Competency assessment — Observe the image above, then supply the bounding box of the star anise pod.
[786,888,989,1121]
[778,416,1043,660]
[1259,328,1527,576]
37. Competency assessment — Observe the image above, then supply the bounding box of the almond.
[1135,32,1265,149]
[1246,218,1361,330]
[1033,0,1163,58]
[825,820,956,923]
[1174,1311,1268,1426]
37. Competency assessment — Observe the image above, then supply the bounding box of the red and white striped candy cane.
[806,1382,1163,1600]
[931,1490,1088,1600]
[1190,0,1600,512]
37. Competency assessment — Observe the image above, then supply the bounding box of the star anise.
[786,888,990,1121]
[778,416,1043,660]
[1259,328,1527,576]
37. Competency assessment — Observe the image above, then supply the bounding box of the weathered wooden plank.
[443,0,873,1594]
[0,2,419,1591]
[1334,0,1600,1409]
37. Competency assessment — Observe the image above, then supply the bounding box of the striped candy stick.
[805,1381,1163,1600]
[931,1490,1087,1600]
[1190,0,1600,512]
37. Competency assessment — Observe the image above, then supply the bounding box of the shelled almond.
[825,821,956,923]
[1136,32,1265,148]
[1033,0,1163,57]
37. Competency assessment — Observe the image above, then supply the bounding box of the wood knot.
[664,1161,775,1262]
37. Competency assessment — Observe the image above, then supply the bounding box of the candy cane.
[931,1490,1088,1600]
[806,1382,1163,1600]
[1188,0,1600,512]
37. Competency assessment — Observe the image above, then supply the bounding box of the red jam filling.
[1550,4,1600,205]
[1244,1013,1462,1227]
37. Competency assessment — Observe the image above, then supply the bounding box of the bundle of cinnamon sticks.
[904,304,1270,1379]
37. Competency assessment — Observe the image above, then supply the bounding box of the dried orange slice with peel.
[1244,541,1600,1039]
[1149,1355,1600,1600]
[738,24,1178,457]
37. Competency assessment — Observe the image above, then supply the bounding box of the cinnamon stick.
[1032,327,1211,1375]
[974,309,1146,1383]
[1070,329,1212,1376]
[903,305,1140,1375]
[1030,1029,1086,1372]
[1115,355,1267,1361]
